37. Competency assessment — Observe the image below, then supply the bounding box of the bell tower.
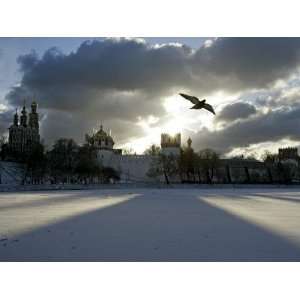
[161,133,181,156]
[13,109,19,126]
[20,102,27,127]
[29,101,39,129]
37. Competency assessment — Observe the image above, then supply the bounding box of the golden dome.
[93,125,114,146]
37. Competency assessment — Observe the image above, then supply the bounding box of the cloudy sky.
[1,37,300,157]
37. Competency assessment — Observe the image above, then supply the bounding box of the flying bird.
[179,93,216,115]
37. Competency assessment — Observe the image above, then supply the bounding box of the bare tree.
[47,138,79,184]
[24,143,47,184]
[75,144,101,184]
[144,144,161,156]
[179,146,197,183]
[0,135,7,160]
[147,153,179,184]
[197,149,220,184]
[122,148,135,155]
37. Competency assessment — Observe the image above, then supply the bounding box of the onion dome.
[93,124,114,149]
[31,101,37,112]
[13,109,19,126]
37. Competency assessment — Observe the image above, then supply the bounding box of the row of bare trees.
[1,135,299,185]
[146,144,220,184]
[145,145,300,184]
[1,137,120,185]
[262,151,299,184]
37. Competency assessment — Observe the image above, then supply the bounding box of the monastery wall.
[115,154,155,182]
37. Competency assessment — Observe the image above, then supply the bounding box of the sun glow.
[122,92,227,154]
[160,120,183,135]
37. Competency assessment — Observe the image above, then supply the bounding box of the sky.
[1,37,300,157]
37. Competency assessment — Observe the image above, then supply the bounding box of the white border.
[1,1,300,299]
[0,262,300,300]
[1,0,300,36]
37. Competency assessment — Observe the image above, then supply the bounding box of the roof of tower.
[12,108,19,126]
[21,103,27,114]
[93,124,114,143]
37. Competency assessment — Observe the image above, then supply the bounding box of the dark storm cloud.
[13,39,192,99]
[188,105,300,154]
[17,50,38,72]
[192,38,300,92]
[5,37,300,145]
[216,102,257,123]
[12,38,300,99]
[40,108,145,146]
[6,38,191,142]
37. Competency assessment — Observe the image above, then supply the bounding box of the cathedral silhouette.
[8,101,40,156]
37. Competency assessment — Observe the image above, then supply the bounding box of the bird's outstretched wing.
[203,103,216,115]
[179,93,199,105]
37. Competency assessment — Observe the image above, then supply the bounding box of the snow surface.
[1,188,300,261]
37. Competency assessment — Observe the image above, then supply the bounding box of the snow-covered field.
[1,188,300,261]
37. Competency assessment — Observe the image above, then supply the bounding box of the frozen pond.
[1,188,300,261]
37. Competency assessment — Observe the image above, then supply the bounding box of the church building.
[85,125,181,182]
[8,101,40,156]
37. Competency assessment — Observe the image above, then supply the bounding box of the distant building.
[278,147,299,163]
[3,100,300,184]
[8,101,40,156]
[85,124,122,167]
[86,125,181,182]
[85,125,279,184]
[161,133,181,156]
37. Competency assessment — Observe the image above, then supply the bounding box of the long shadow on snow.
[1,190,300,261]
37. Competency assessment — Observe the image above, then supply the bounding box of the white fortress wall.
[117,154,155,182]
[96,149,115,167]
